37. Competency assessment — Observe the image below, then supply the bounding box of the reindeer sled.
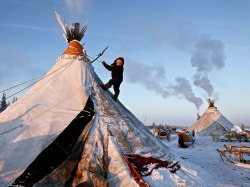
[152,125,171,140]
[217,145,250,167]
[177,131,195,148]
[224,131,250,142]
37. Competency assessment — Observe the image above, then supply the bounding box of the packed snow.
[146,132,250,186]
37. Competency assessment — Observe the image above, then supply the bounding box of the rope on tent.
[0,83,88,136]
[0,124,23,136]
[0,74,47,94]
[0,59,74,96]
[5,59,75,100]
[0,60,77,136]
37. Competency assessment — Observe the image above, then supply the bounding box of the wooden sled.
[217,144,250,167]
[224,131,250,142]
[153,126,171,140]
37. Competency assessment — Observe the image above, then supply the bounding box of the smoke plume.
[191,34,226,96]
[193,73,213,96]
[125,59,170,97]
[125,59,203,110]
[169,77,203,110]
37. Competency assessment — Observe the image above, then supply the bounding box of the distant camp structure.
[188,99,240,136]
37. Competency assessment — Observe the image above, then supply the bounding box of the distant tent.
[188,99,240,136]
[0,12,215,186]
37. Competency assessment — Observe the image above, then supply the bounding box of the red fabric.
[125,154,181,176]
[122,152,181,187]
[121,152,150,187]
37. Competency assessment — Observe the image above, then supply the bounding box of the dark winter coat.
[103,62,123,82]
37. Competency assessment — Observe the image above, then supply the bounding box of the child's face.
[116,59,123,66]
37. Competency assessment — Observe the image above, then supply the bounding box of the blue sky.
[0,0,250,126]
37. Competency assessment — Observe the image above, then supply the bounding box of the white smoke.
[193,73,213,96]
[168,77,203,110]
[125,58,203,110]
[191,34,226,96]
[65,0,84,15]
[125,59,170,97]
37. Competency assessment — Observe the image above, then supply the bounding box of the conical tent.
[188,100,240,136]
[0,13,216,186]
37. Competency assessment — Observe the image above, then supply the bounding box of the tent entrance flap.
[11,98,95,186]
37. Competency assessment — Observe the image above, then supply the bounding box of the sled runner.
[217,144,250,167]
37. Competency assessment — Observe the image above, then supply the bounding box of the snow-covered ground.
[157,133,250,186]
